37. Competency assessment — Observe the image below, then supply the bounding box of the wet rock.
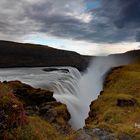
[25,106,40,116]
[39,101,72,135]
[85,128,116,140]
[39,101,70,124]
[43,68,69,73]
[75,129,92,140]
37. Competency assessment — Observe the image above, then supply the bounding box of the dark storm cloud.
[0,0,140,42]
[95,0,140,41]
[113,0,140,28]
[136,32,140,42]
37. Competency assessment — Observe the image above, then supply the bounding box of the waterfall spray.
[55,56,130,129]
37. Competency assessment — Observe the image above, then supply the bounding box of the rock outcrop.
[117,98,137,107]
[5,80,56,106]
[0,81,74,140]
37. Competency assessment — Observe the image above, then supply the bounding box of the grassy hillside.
[0,40,91,71]
[85,63,140,139]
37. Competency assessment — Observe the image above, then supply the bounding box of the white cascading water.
[0,66,83,129]
[0,56,130,129]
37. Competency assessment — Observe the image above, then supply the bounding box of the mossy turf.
[9,116,66,140]
[4,115,80,140]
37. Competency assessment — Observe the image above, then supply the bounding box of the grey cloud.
[0,0,140,43]
[136,32,140,42]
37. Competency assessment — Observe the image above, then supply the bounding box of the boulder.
[85,128,116,140]
[117,98,137,107]
[39,101,72,134]
[74,129,92,140]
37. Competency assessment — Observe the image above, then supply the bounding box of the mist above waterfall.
[76,56,130,128]
[52,56,130,129]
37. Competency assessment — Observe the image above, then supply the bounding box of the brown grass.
[86,64,140,139]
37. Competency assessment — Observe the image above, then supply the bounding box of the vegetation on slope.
[85,64,140,139]
[0,81,75,140]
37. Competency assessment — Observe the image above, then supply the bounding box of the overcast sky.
[0,0,140,55]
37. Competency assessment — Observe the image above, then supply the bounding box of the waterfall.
[0,55,130,130]
[49,67,82,128]
[53,56,130,129]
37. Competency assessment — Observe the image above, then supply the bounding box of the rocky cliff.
[0,81,75,140]
[85,63,140,139]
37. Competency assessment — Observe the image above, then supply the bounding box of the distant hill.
[0,40,139,71]
[110,49,140,62]
[0,40,92,71]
